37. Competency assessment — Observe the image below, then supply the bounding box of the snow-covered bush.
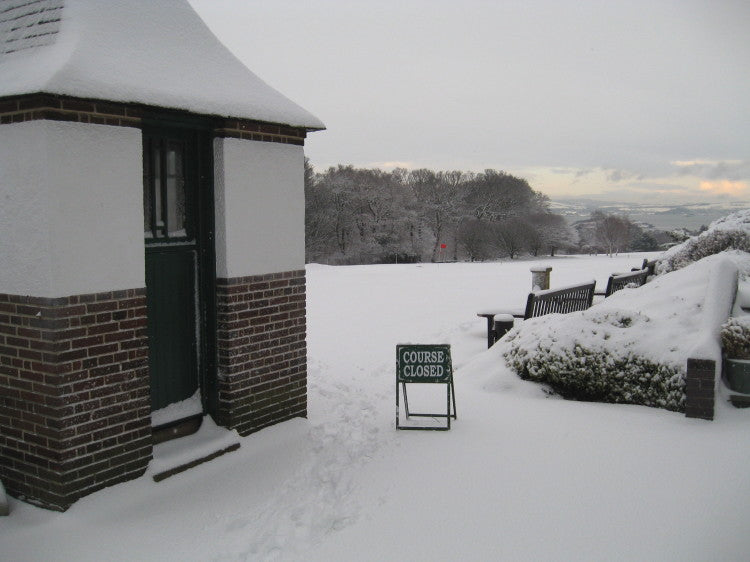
[508,346,684,410]
[657,210,750,275]
[720,317,750,359]
[500,252,750,412]
[503,311,685,411]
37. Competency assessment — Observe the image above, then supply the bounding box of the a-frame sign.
[396,344,457,430]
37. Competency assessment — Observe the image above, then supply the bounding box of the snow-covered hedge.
[501,252,749,412]
[657,210,750,275]
[506,339,684,410]
[503,311,686,411]
[720,316,750,359]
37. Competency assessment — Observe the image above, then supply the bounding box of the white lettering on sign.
[402,364,445,377]
[398,347,449,379]
[400,350,445,364]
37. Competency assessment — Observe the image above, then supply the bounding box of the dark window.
[144,137,189,240]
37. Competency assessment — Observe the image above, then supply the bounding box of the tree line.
[304,160,664,264]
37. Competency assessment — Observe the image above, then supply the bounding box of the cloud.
[698,180,749,196]
[672,159,750,181]
[565,168,593,185]
[672,159,743,167]
[605,168,644,183]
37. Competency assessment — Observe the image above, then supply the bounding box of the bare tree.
[408,169,464,262]
[528,212,575,256]
[525,224,544,256]
[304,162,570,265]
[304,159,335,261]
[494,218,532,259]
[464,170,544,221]
[458,219,491,261]
[593,211,632,256]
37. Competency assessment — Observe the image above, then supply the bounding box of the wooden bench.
[640,258,657,276]
[477,280,596,347]
[595,268,649,298]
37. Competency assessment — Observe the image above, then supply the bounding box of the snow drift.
[501,252,746,411]
[657,209,750,275]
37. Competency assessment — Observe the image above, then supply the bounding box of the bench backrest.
[641,258,657,276]
[523,281,596,319]
[604,269,648,297]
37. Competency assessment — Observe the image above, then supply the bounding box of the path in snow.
[212,356,394,560]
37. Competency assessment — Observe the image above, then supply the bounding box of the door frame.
[142,111,218,420]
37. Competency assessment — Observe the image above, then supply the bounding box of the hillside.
[551,198,748,231]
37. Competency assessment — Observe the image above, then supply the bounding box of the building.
[0,0,324,511]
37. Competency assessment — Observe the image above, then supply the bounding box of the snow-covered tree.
[657,209,750,274]
[593,210,632,256]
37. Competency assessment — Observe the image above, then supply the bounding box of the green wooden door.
[143,128,210,413]
[145,248,197,410]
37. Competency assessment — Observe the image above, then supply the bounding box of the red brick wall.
[0,289,151,511]
[215,270,307,435]
[0,93,308,145]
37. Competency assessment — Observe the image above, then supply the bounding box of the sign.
[397,344,452,383]
[396,344,456,430]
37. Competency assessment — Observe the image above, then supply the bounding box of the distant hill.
[550,199,749,232]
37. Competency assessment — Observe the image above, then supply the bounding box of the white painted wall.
[0,120,144,297]
[214,138,305,278]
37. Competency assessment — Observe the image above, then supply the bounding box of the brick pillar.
[215,270,307,435]
[685,358,716,420]
[0,289,152,511]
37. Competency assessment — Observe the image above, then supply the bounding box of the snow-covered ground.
[3,252,750,561]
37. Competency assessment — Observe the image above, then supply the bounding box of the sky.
[188,0,750,205]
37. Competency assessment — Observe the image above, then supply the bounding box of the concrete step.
[150,417,241,482]
[152,443,240,482]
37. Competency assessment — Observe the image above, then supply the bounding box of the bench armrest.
[477,309,524,319]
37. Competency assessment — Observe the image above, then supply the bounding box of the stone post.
[530,266,552,291]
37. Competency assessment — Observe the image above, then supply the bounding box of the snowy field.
[3,252,750,561]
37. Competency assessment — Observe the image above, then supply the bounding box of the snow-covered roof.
[0,0,325,130]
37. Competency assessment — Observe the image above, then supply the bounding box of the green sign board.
[397,344,452,383]
[396,344,456,431]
